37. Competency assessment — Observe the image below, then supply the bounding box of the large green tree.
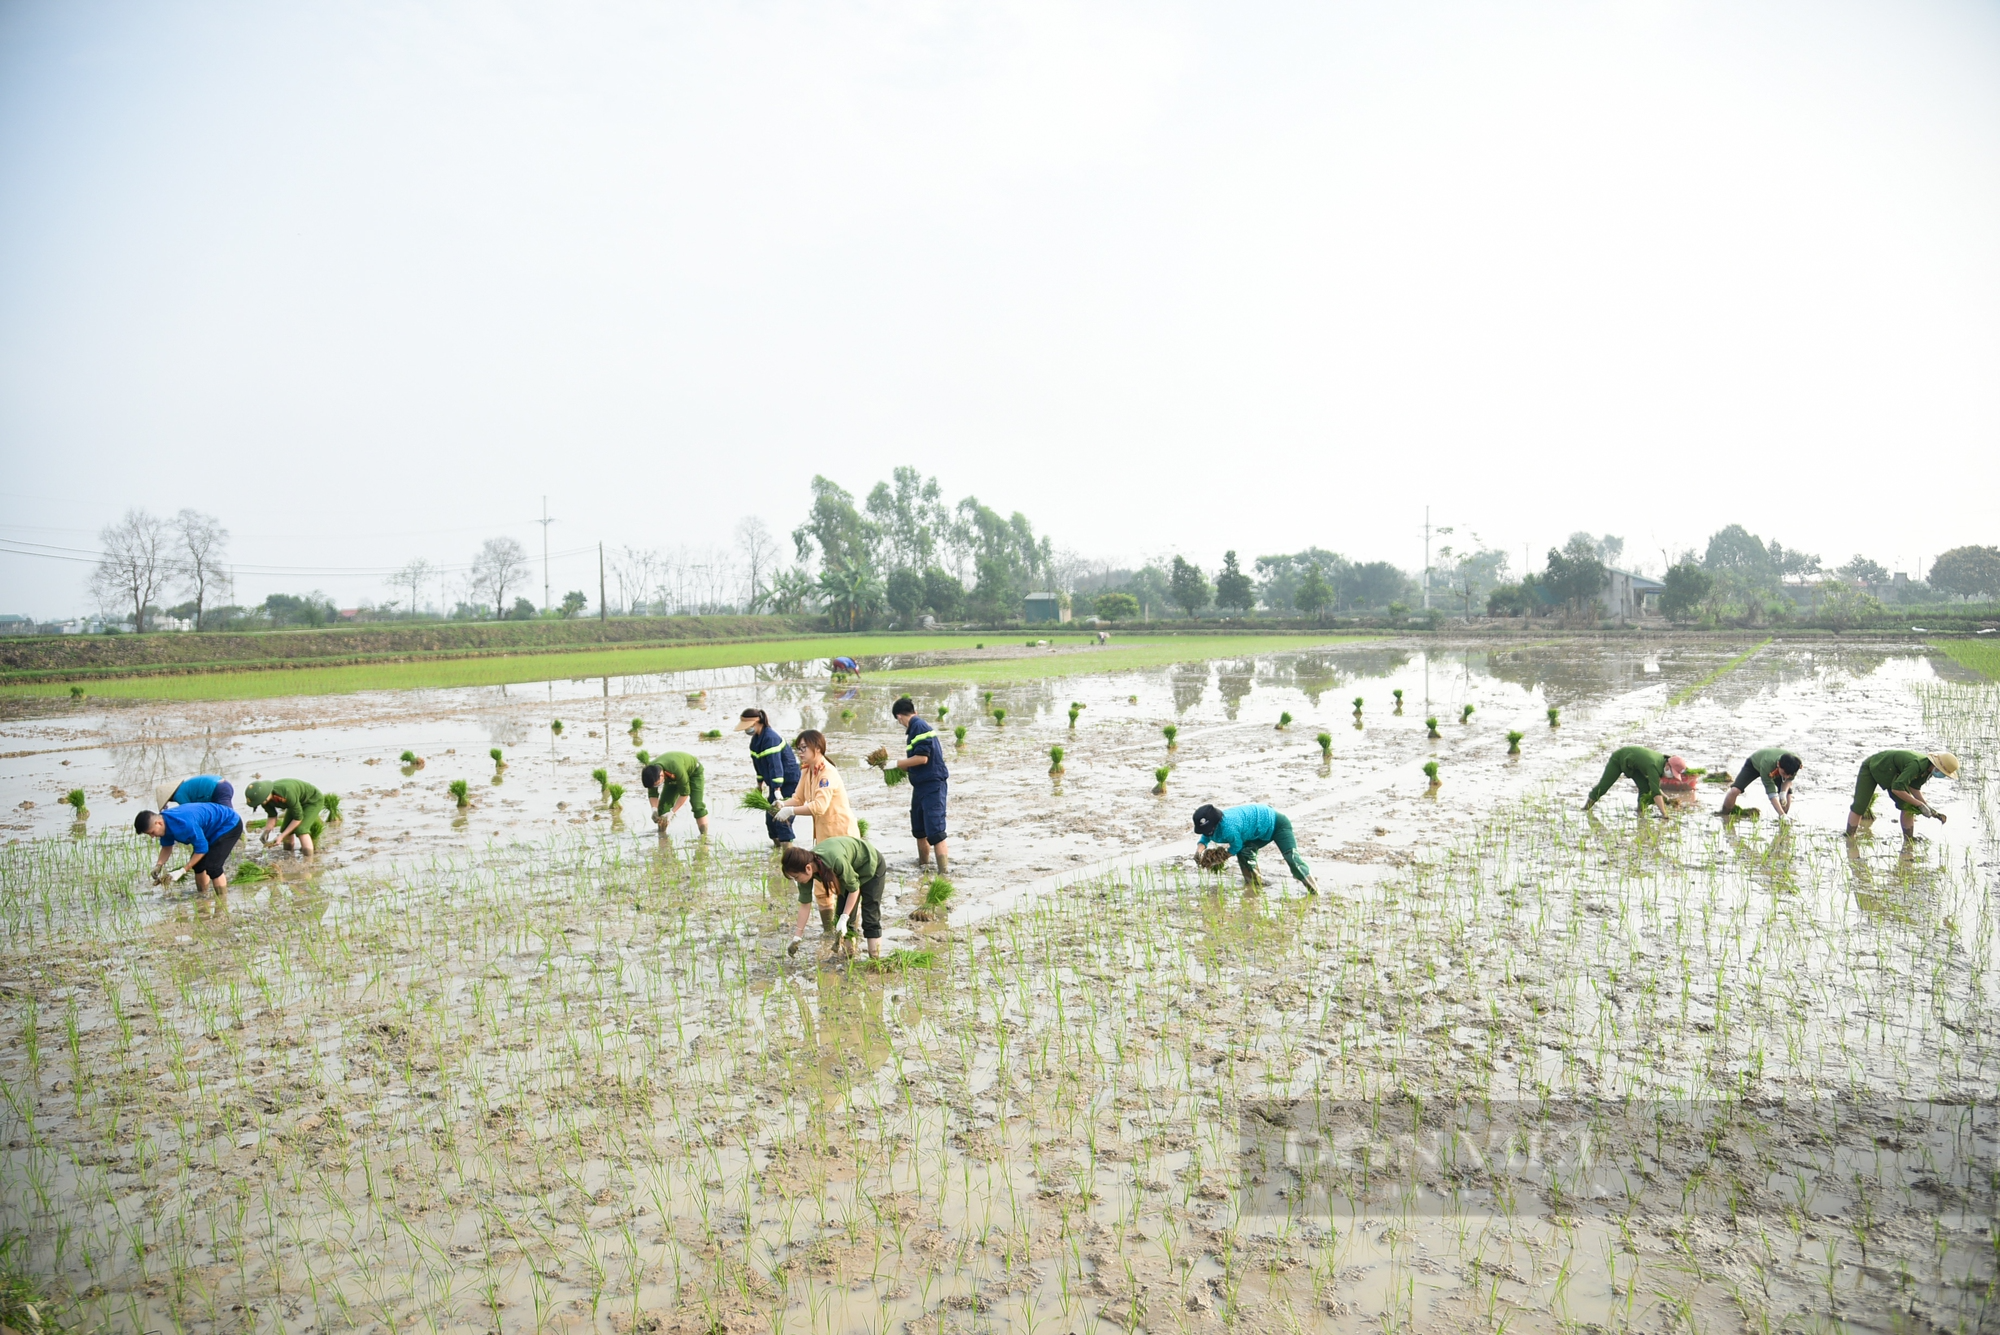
[1169,556,1212,618]
[1214,551,1255,615]
[1929,545,2000,600]
[1544,536,1607,614]
[1659,562,1712,623]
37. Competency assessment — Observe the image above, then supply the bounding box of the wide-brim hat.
[1930,752,1960,778]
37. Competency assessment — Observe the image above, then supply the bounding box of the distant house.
[1023,593,1070,625]
[0,614,33,635]
[1602,570,1663,621]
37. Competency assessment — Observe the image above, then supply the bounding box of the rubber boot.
[819,908,836,932]
[935,852,950,877]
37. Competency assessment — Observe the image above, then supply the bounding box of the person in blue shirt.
[830,656,862,681]
[1192,803,1318,894]
[735,708,801,848]
[153,775,236,810]
[879,696,951,875]
[135,801,245,894]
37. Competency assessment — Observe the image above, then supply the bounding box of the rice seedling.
[741,790,773,812]
[953,725,967,745]
[1153,765,1171,795]
[1048,745,1065,774]
[606,783,624,807]
[636,749,651,766]
[63,790,87,818]
[490,747,505,769]
[857,817,869,836]
[630,716,644,732]
[1422,760,1440,786]
[1069,702,1083,728]
[592,767,610,796]
[551,719,563,735]
[1547,706,1560,726]
[448,779,470,808]
[1353,696,1363,714]
[701,729,722,740]
[1314,732,1332,762]
[924,877,954,910]
[840,709,854,720]
[1507,730,1524,754]
[1277,712,1293,730]
[884,768,906,787]
[1392,687,1404,709]
[983,691,994,708]
[1460,704,1474,722]
[937,703,949,719]
[399,750,424,767]
[322,792,342,820]
[68,685,84,699]
[1163,724,1178,749]
[1425,716,1441,739]
[992,708,1007,726]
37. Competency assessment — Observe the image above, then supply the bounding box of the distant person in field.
[154,775,236,810]
[782,836,886,959]
[137,802,243,894]
[831,656,862,680]
[1583,747,1685,818]
[642,753,709,834]
[735,708,800,848]
[1844,750,1956,838]
[247,779,330,854]
[1192,803,1319,894]
[1719,749,1802,818]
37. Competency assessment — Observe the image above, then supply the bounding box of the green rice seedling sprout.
[449,780,470,809]
[551,719,563,735]
[1507,730,1524,754]
[1425,716,1441,739]
[1423,760,1440,787]
[1163,724,1178,749]
[953,725,967,745]
[937,702,949,719]
[840,708,853,720]
[983,691,994,707]
[322,791,341,819]
[884,767,906,787]
[701,729,721,739]
[1277,711,1293,730]
[1068,702,1083,727]
[1460,704,1474,722]
[1353,696,1363,714]
[1317,732,1333,759]
[591,767,609,795]
[1547,706,1560,726]
[1153,765,1171,795]
[399,750,423,767]
[857,817,869,837]
[64,789,87,817]
[606,783,624,808]
[629,716,644,732]
[635,749,650,766]
[1048,745,1065,774]
[992,708,1007,725]
[1129,694,1138,703]
[740,790,773,812]
[490,747,505,769]
[1392,688,1404,709]
[924,877,954,909]
[69,685,85,699]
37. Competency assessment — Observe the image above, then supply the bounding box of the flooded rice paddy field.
[0,638,1995,1333]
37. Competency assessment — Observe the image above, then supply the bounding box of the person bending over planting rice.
[782,836,886,959]
[735,708,800,848]
[137,802,244,894]
[1192,803,1319,894]
[873,697,951,875]
[247,779,329,854]
[830,656,862,680]
[1583,747,1685,818]
[1844,749,1956,839]
[1720,748,1802,818]
[642,753,709,834]
[153,774,236,811]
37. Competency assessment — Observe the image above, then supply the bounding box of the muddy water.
[1,637,1995,1335]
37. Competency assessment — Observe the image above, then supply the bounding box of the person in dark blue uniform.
[736,708,800,848]
[881,696,950,874]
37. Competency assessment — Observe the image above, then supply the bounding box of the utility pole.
[537,497,555,613]
[598,543,607,622]
[1422,508,1431,611]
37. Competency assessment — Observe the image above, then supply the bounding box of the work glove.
[833,913,849,937]
[773,805,794,821]
[787,936,802,958]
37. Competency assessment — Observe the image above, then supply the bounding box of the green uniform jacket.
[648,752,707,817]
[1588,746,1669,808]
[1851,749,1934,816]
[810,836,882,898]
[1746,747,1791,795]
[261,779,325,830]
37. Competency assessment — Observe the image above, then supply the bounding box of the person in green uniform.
[1582,746,1687,817]
[781,837,886,960]
[642,754,709,834]
[246,779,329,854]
[1844,750,1957,838]
[1719,748,1802,817]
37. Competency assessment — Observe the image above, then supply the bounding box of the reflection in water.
[1217,661,1254,720]
[1171,664,1207,715]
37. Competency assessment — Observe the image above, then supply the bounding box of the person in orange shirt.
[774,729,855,933]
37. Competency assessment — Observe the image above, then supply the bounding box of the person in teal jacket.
[1192,803,1318,894]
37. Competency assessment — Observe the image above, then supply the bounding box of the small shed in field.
[1024,593,1070,624]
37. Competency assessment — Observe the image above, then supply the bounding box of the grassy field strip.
[880,633,1381,682]
[0,634,1005,702]
[1666,636,1772,705]
[1933,638,2000,682]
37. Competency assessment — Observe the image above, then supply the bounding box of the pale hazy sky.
[2,0,1997,616]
